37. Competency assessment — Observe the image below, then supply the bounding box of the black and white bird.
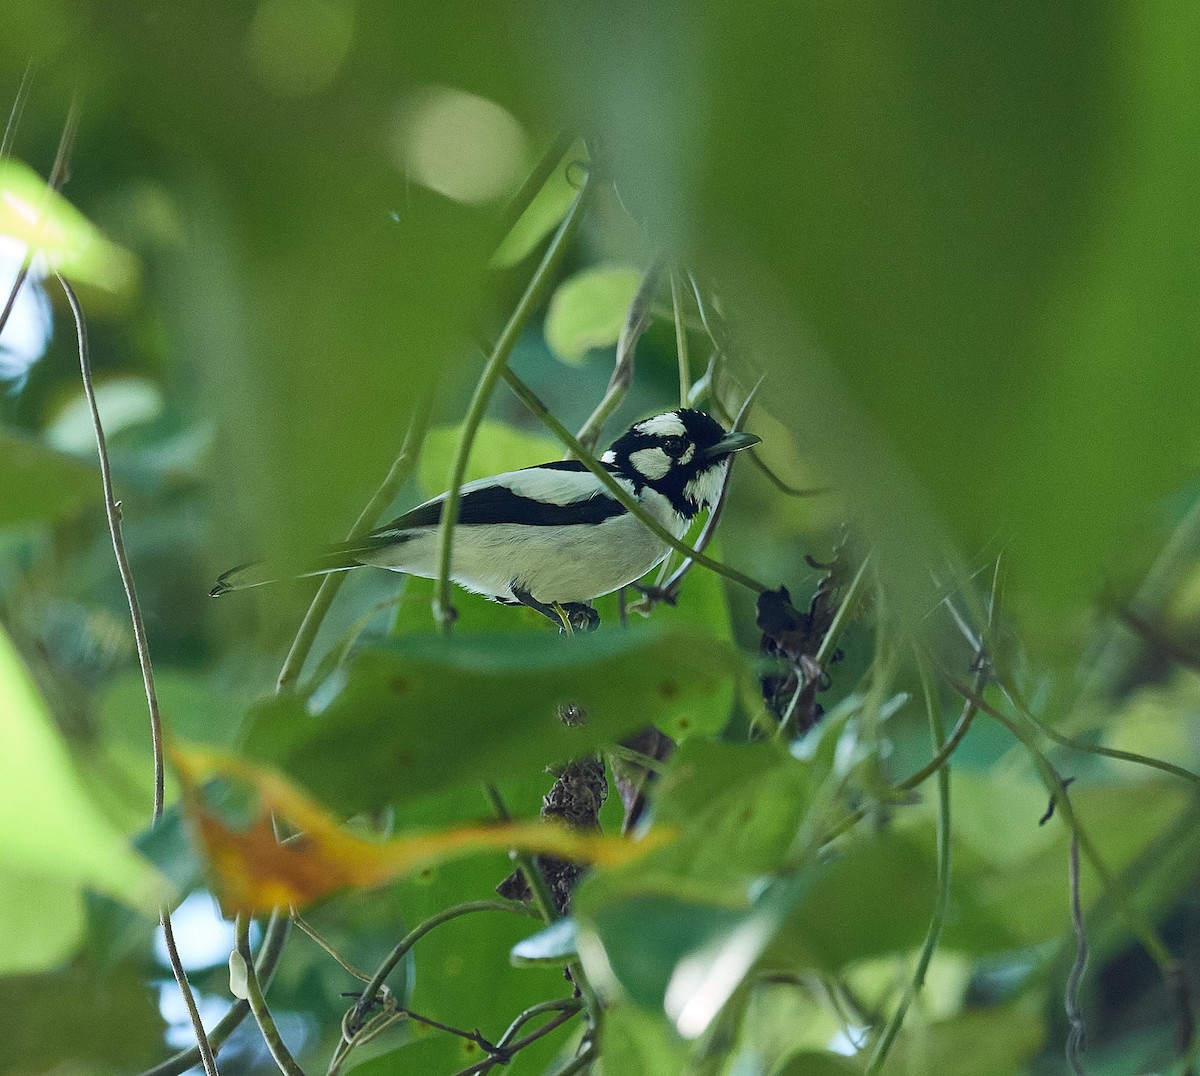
[210,408,759,628]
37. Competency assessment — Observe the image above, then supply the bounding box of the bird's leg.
[561,603,600,632]
[510,585,600,634]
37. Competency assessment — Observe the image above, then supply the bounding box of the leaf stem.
[64,269,219,1076]
[671,270,690,407]
[574,261,660,453]
[865,656,952,1074]
[434,169,593,630]
[237,914,306,1075]
[350,899,538,1030]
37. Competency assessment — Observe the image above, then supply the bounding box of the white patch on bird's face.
[628,446,672,481]
[634,412,687,439]
[601,449,618,464]
[684,458,729,512]
[677,444,696,466]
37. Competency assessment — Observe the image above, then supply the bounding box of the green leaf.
[612,740,813,900]
[776,1053,864,1076]
[0,158,140,297]
[877,1000,1045,1076]
[599,1004,691,1073]
[0,427,94,527]
[544,265,644,364]
[244,626,741,815]
[0,869,86,975]
[0,624,166,914]
[418,418,561,495]
[511,917,578,965]
[0,962,167,1072]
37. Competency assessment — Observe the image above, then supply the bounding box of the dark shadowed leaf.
[244,626,740,815]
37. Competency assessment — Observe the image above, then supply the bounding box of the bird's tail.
[209,542,379,597]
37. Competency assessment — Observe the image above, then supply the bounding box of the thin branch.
[435,169,593,630]
[277,392,432,692]
[350,899,538,1031]
[865,657,953,1074]
[63,274,220,1075]
[671,270,690,406]
[237,915,306,1075]
[1065,825,1089,1075]
[449,1006,584,1076]
[292,913,374,983]
[1,61,34,160]
[575,261,661,452]
[939,669,1178,975]
[553,1045,597,1076]
[499,364,768,594]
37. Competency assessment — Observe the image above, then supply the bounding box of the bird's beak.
[703,431,761,460]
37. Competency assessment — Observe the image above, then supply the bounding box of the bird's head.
[604,408,760,518]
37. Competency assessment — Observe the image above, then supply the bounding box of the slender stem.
[449,1007,584,1076]
[71,268,219,1066]
[351,900,538,1026]
[277,392,432,692]
[499,365,768,594]
[865,658,952,1074]
[574,262,660,453]
[0,61,34,160]
[64,274,220,1074]
[1065,826,1088,1075]
[237,915,306,1075]
[292,913,374,982]
[813,554,871,671]
[554,1045,597,1075]
[671,271,690,406]
[495,998,581,1048]
[434,171,593,630]
[940,670,1177,974]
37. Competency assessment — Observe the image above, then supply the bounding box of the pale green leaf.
[544,266,643,364]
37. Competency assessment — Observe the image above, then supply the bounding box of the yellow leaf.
[173,745,666,915]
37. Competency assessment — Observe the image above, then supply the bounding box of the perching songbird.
[210,408,759,629]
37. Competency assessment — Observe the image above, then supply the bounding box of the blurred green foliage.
[2,2,1200,1075]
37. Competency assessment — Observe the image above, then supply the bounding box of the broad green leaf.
[0,158,139,297]
[491,140,584,267]
[0,624,165,913]
[418,418,561,495]
[544,265,644,364]
[877,1000,1045,1076]
[0,870,85,975]
[244,626,741,815]
[0,962,167,1072]
[45,376,163,454]
[346,1034,483,1076]
[609,740,813,901]
[0,427,94,527]
[776,1054,864,1076]
[598,1004,690,1074]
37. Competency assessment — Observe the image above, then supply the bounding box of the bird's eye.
[661,435,688,458]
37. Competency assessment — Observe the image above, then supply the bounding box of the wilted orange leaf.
[172,744,664,915]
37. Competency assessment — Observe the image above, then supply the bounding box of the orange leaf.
[172,744,665,915]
